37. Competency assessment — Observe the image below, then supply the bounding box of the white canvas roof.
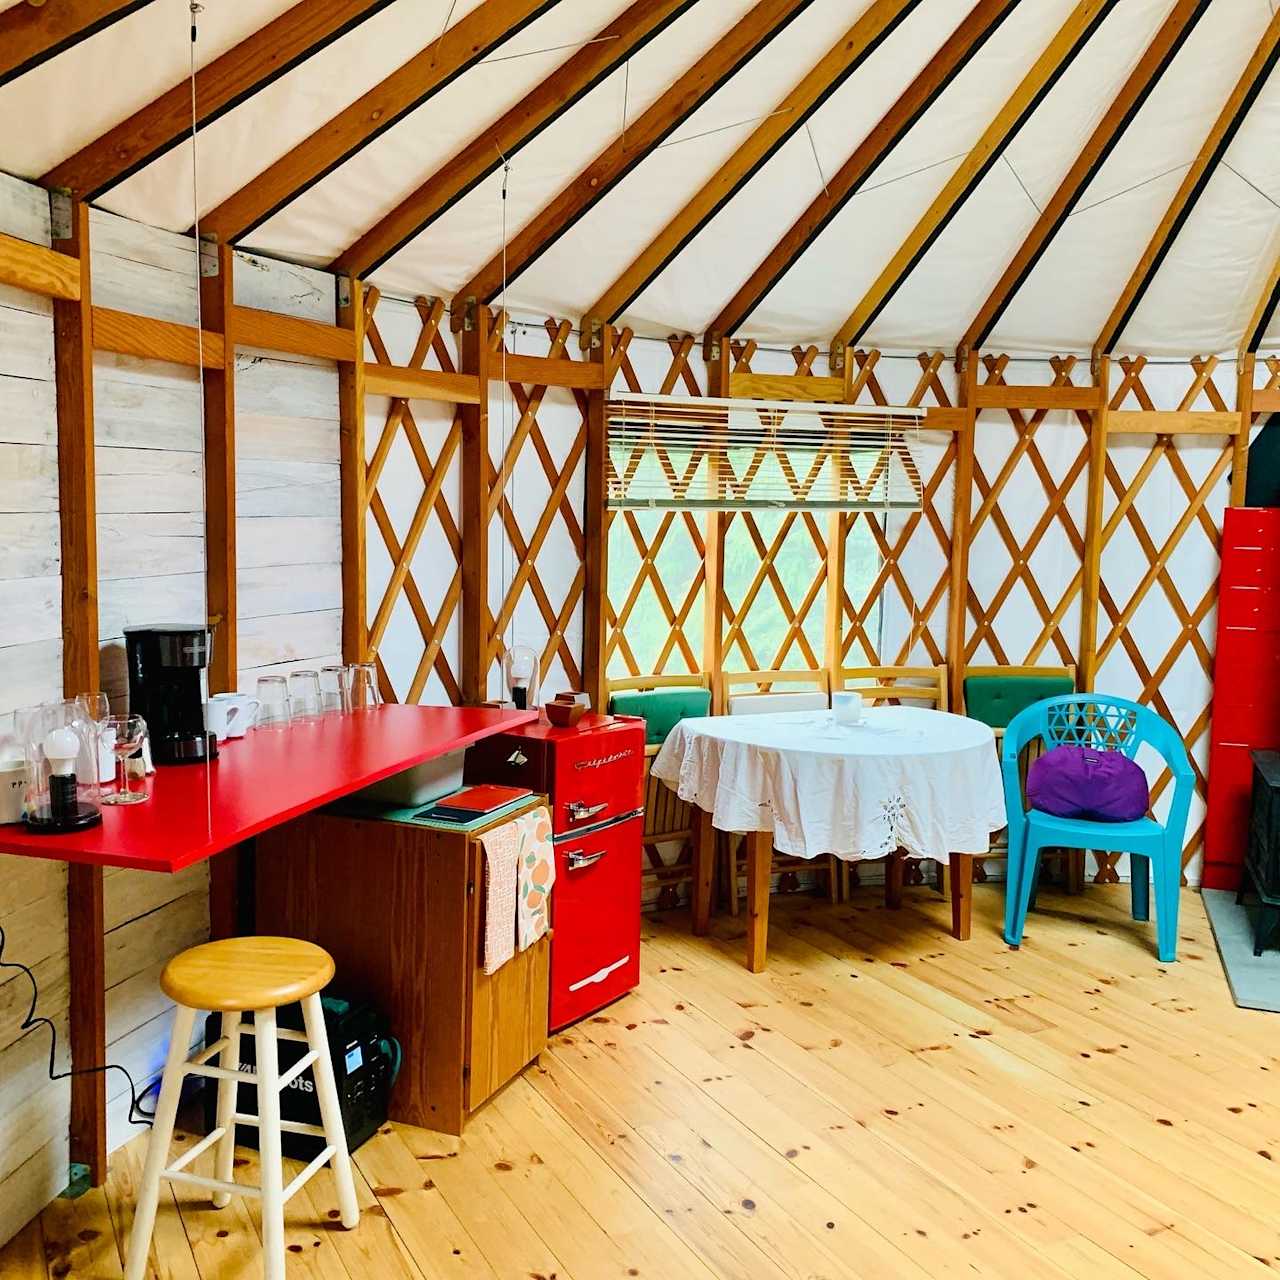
[2,0,1277,355]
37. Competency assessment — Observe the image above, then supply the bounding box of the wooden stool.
[125,937,359,1280]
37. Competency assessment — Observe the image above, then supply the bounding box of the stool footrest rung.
[276,1027,309,1043]
[185,1062,256,1083]
[282,1146,336,1205]
[166,1126,226,1175]
[162,1169,261,1199]
[276,1049,319,1092]
[231,1112,326,1138]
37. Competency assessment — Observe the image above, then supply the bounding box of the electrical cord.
[0,924,157,1129]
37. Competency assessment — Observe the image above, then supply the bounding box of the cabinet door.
[465,838,549,1112]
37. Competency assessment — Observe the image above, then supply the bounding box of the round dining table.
[650,706,1007,970]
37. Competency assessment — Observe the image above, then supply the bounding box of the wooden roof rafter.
[832,0,1118,360]
[452,0,821,318]
[198,0,561,245]
[962,0,1213,354]
[1094,8,1280,358]
[333,0,700,281]
[41,0,406,202]
[0,0,154,89]
[579,0,923,346]
[705,0,1019,351]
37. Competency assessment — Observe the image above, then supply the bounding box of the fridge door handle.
[566,848,607,870]
[566,800,608,823]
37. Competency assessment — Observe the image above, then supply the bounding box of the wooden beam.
[1095,9,1280,356]
[947,357,977,712]
[491,351,605,391]
[335,0,698,280]
[963,0,1211,351]
[230,304,356,362]
[364,362,481,404]
[460,304,492,703]
[704,340,730,711]
[1254,387,1280,414]
[707,0,1016,346]
[582,327,614,711]
[583,0,921,339]
[1233,354,1254,506]
[728,371,845,402]
[0,0,152,88]
[0,231,82,300]
[971,383,1103,411]
[1105,409,1243,435]
[923,406,967,431]
[41,0,400,201]
[197,0,555,244]
[202,243,237,692]
[1077,358,1107,692]
[454,0,817,309]
[834,0,1116,356]
[338,279,368,664]
[51,196,107,1185]
[92,307,224,367]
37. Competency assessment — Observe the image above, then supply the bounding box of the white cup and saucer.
[207,693,262,742]
[831,691,865,728]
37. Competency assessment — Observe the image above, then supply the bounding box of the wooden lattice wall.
[350,299,1258,884]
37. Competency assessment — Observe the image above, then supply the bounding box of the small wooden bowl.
[544,700,587,728]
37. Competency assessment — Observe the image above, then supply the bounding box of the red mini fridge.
[466,713,645,1031]
[1203,508,1280,889]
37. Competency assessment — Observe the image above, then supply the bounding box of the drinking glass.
[288,670,322,722]
[319,665,351,714]
[349,663,382,711]
[100,715,148,805]
[255,676,291,730]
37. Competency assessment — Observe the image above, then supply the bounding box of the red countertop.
[0,704,538,873]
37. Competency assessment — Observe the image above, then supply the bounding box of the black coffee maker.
[125,625,217,765]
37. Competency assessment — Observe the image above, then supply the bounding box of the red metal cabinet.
[1204,508,1280,890]
[466,714,645,1030]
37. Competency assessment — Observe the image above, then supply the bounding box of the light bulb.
[43,727,79,776]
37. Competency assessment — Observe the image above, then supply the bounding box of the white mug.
[0,757,26,824]
[208,693,261,741]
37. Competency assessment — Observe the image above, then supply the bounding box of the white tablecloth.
[651,706,1006,862]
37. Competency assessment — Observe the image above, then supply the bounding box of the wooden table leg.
[744,829,773,973]
[884,851,904,909]
[950,854,974,941]
[67,864,107,1184]
[692,810,715,936]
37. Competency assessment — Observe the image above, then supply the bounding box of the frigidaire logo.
[574,749,634,770]
[241,1063,313,1093]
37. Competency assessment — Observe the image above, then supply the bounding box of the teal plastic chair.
[1001,694,1194,963]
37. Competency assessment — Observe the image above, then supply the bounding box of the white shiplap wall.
[233,251,343,691]
[0,173,71,1247]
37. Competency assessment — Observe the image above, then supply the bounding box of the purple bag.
[1026,745,1149,822]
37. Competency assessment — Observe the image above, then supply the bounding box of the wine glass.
[100,715,148,805]
[76,692,113,783]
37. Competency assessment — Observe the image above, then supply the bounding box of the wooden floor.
[6,883,1280,1279]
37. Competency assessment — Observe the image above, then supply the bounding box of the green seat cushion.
[608,687,711,745]
[963,674,1075,730]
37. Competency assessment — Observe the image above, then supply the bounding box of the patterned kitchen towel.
[515,805,555,951]
[480,818,520,975]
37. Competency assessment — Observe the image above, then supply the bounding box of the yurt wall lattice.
[355,299,1259,886]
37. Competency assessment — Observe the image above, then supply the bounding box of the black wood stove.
[1239,751,1280,955]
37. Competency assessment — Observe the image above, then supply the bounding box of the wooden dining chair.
[606,673,711,911]
[712,668,838,920]
[961,664,1081,890]
[832,664,949,901]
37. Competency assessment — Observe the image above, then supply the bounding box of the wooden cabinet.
[255,802,549,1135]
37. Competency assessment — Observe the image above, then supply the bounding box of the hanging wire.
[499,155,516,668]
